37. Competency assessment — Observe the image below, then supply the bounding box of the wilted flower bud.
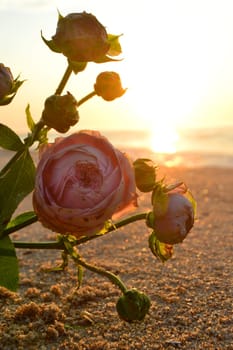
[152,183,195,244]
[42,92,79,133]
[133,158,157,192]
[0,64,13,100]
[94,71,126,101]
[116,289,151,322]
[50,12,110,62]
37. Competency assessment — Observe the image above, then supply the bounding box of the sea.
[102,126,233,168]
[1,126,233,169]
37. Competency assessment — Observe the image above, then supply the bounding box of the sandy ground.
[0,162,233,349]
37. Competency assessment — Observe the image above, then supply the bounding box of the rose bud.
[94,71,126,101]
[33,130,137,238]
[116,289,151,322]
[50,12,110,62]
[152,184,195,244]
[0,64,13,100]
[0,63,24,105]
[133,158,157,192]
[41,92,79,133]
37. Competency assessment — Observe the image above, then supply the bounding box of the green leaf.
[0,149,35,234]
[25,104,35,132]
[0,235,19,291]
[3,211,37,237]
[0,124,24,151]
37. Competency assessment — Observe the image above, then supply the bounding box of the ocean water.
[103,126,233,168]
[1,126,233,169]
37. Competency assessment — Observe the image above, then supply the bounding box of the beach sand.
[0,163,232,349]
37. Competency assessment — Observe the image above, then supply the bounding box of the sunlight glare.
[150,126,179,154]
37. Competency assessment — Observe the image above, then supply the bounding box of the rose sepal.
[148,231,174,262]
[40,31,62,54]
[107,33,123,56]
[0,75,25,106]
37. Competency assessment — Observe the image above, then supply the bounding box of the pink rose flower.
[33,130,137,238]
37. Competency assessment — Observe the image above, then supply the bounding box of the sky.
[1,0,233,143]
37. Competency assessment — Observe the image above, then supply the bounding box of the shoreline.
[1,147,233,170]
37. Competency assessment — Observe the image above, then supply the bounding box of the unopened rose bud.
[42,92,79,133]
[0,64,13,100]
[153,191,195,244]
[50,12,110,62]
[0,64,24,106]
[116,289,151,322]
[94,71,126,101]
[133,158,157,192]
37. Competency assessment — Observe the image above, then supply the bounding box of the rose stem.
[74,256,128,294]
[12,212,148,249]
[54,64,73,95]
[77,91,96,107]
[24,64,74,147]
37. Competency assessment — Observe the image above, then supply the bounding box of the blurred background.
[1,0,233,167]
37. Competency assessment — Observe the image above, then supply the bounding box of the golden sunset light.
[149,126,179,154]
[0,0,233,160]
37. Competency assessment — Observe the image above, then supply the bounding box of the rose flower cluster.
[0,10,196,323]
[33,10,195,246]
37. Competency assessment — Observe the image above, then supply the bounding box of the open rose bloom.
[33,130,137,238]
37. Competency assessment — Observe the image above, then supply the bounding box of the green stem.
[12,212,148,250]
[26,119,46,147]
[55,64,73,95]
[76,212,148,245]
[2,215,38,238]
[75,256,128,294]
[77,91,96,107]
[14,241,63,250]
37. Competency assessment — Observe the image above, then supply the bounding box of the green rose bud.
[50,12,110,62]
[94,71,126,101]
[116,289,151,322]
[133,158,157,192]
[42,92,79,133]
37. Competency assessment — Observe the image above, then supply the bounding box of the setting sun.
[149,125,179,154]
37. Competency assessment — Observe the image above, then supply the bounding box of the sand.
[0,164,233,350]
